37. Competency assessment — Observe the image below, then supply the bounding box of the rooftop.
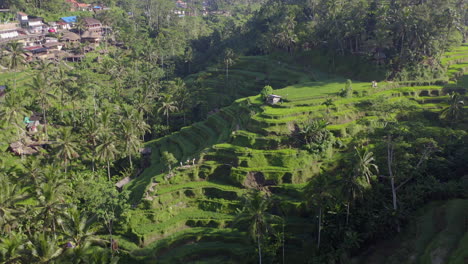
[61,16,77,23]
[83,17,101,25]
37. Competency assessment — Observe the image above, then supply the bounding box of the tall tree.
[120,120,141,169]
[234,191,281,264]
[305,174,333,249]
[54,127,80,173]
[157,95,178,127]
[96,133,118,181]
[28,74,57,139]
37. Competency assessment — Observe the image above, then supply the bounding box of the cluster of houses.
[65,0,110,12]
[173,0,230,17]
[0,10,107,62]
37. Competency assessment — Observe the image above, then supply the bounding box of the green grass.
[155,181,243,195]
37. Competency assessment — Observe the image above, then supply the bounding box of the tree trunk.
[387,140,397,210]
[42,103,48,139]
[107,160,111,181]
[166,112,169,127]
[387,137,400,232]
[258,233,262,264]
[129,153,133,169]
[346,201,350,226]
[317,207,321,249]
[282,222,285,264]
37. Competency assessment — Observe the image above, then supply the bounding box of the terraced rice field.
[120,45,468,263]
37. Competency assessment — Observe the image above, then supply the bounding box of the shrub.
[260,85,273,100]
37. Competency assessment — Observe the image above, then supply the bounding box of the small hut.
[266,94,282,105]
[9,141,39,155]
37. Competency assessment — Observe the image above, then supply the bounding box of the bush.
[260,85,273,100]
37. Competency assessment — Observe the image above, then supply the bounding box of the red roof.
[23,46,43,51]
[18,12,28,16]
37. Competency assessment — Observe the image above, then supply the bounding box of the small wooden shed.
[266,94,282,105]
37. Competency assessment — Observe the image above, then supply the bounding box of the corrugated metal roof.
[60,16,77,23]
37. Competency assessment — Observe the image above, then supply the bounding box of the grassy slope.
[352,199,468,264]
[120,45,468,263]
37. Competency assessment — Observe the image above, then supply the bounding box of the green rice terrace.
[118,44,468,263]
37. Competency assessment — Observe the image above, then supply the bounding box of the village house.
[43,42,64,51]
[17,12,28,26]
[0,29,19,40]
[60,16,77,28]
[83,17,102,33]
[81,30,101,44]
[61,31,80,47]
[66,0,91,11]
[26,17,44,34]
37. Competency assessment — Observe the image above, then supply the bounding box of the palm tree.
[157,96,178,127]
[96,133,118,181]
[234,191,281,264]
[0,92,30,139]
[60,206,99,249]
[4,42,25,89]
[35,169,69,235]
[304,174,333,249]
[54,127,80,173]
[27,232,63,264]
[274,16,297,55]
[0,175,29,233]
[51,66,72,111]
[83,118,101,172]
[440,92,464,124]
[354,147,379,184]
[339,170,368,226]
[28,74,57,139]
[223,48,235,82]
[0,232,26,264]
[120,120,142,169]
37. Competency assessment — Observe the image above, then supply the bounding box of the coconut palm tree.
[54,127,80,173]
[157,95,178,127]
[28,74,57,139]
[0,175,29,233]
[0,231,27,264]
[354,147,379,184]
[27,232,63,264]
[96,133,118,181]
[234,191,281,264]
[83,118,101,172]
[35,169,69,235]
[304,174,333,249]
[120,120,142,169]
[0,92,30,139]
[339,170,368,226]
[60,206,99,250]
[223,48,235,82]
[4,42,25,71]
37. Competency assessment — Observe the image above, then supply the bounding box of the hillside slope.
[118,44,468,263]
[353,199,468,264]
